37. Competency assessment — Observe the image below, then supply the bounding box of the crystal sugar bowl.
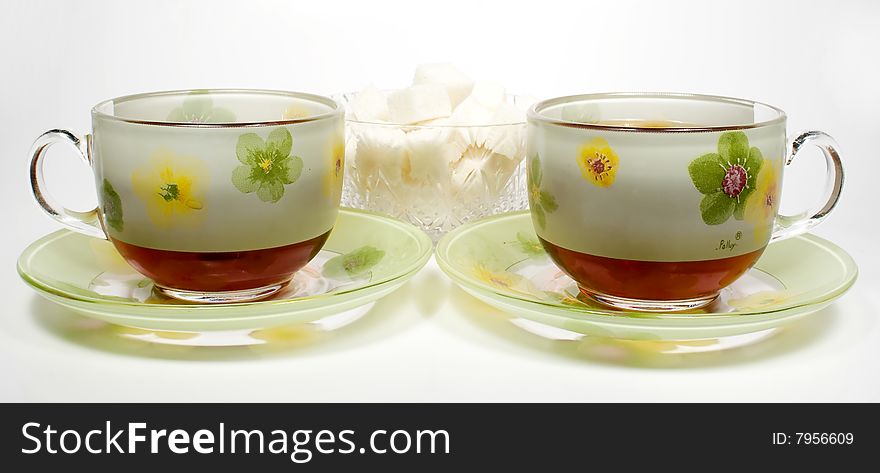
[338,90,530,242]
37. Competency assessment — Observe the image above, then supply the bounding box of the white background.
[1,0,878,401]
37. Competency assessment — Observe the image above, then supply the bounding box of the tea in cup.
[527,93,843,311]
[30,89,344,303]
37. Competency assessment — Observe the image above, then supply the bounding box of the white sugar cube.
[412,63,474,108]
[449,96,494,126]
[454,149,519,196]
[387,84,453,125]
[451,153,486,193]
[414,117,452,127]
[350,85,390,122]
[444,97,492,153]
[484,103,526,158]
[485,151,519,193]
[489,102,524,125]
[353,127,409,187]
[406,128,457,184]
[468,81,506,110]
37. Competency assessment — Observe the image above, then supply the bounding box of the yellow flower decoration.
[577,137,619,187]
[743,163,779,242]
[251,325,315,344]
[132,149,208,228]
[728,290,793,311]
[282,104,311,119]
[611,338,717,355]
[322,139,345,201]
[473,263,538,295]
[110,326,199,341]
[474,263,517,288]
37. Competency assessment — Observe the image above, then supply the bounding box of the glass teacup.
[527,92,844,311]
[30,89,344,303]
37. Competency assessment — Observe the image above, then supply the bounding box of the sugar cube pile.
[344,63,530,217]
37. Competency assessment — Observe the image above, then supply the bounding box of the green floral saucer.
[436,211,858,341]
[18,208,431,345]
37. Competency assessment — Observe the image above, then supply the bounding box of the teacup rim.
[91,88,343,128]
[528,92,787,133]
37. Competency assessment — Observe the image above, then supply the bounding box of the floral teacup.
[527,92,844,311]
[30,89,344,303]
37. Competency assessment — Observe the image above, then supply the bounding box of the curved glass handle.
[29,129,107,239]
[771,131,844,242]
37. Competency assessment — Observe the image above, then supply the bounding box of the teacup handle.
[29,129,108,240]
[770,131,844,242]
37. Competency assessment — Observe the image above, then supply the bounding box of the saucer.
[436,211,858,342]
[18,208,432,345]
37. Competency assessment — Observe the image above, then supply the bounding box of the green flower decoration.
[511,232,545,257]
[101,179,124,232]
[323,246,386,278]
[528,154,558,229]
[167,91,236,123]
[688,131,764,225]
[232,128,304,203]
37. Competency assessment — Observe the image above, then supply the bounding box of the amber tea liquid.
[540,238,764,301]
[112,231,330,293]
